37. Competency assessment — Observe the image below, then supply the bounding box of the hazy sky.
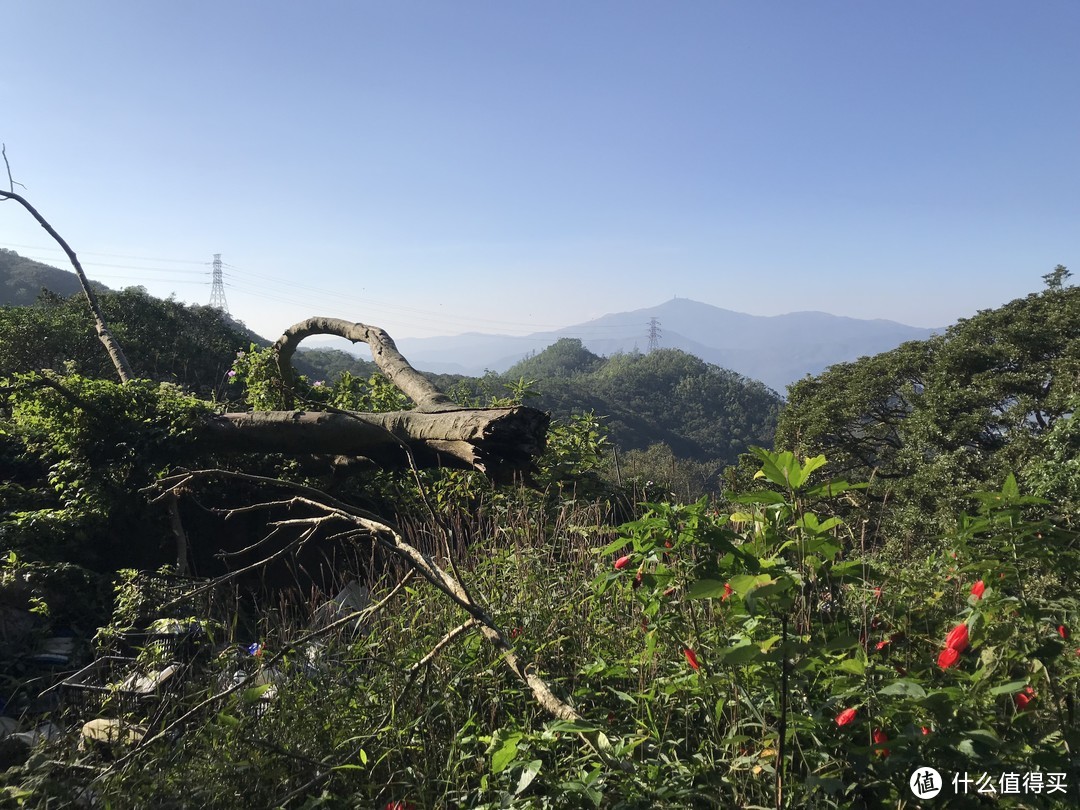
[3,1,1077,340]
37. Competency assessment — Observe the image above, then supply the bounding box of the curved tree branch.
[273,317,456,412]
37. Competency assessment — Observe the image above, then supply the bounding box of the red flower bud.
[937,646,961,669]
[614,555,631,570]
[970,580,985,599]
[1058,625,1069,640]
[1015,686,1035,711]
[921,726,931,735]
[944,623,969,653]
[835,707,857,726]
[872,728,890,757]
[722,582,733,601]
[683,648,701,671]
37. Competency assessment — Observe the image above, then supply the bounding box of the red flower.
[509,626,523,639]
[722,582,733,601]
[683,648,701,671]
[944,623,969,653]
[937,646,961,670]
[970,580,985,599]
[1058,625,1069,640]
[874,638,890,651]
[921,726,931,735]
[836,707,857,726]
[873,585,882,601]
[1015,686,1036,711]
[632,571,643,588]
[614,555,631,570]
[385,803,415,810]
[872,728,890,757]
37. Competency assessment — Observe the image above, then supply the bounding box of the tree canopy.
[777,280,1080,539]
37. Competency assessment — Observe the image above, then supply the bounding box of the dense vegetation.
[777,268,1080,545]
[1,270,1078,808]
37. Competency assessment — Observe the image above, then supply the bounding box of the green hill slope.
[0,248,112,304]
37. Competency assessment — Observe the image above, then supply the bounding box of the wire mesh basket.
[60,656,184,718]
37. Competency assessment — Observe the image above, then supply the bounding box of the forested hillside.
[505,339,781,463]
[0,248,110,305]
[777,269,1080,543]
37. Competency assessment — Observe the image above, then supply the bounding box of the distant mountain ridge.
[394,298,939,393]
[0,248,938,393]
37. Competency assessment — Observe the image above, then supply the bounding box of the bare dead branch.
[1,143,26,192]
[408,618,479,675]
[0,187,134,383]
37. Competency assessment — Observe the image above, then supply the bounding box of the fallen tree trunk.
[204,406,549,482]
[230,316,551,480]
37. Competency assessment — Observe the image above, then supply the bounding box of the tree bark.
[274,317,456,412]
[204,406,549,482]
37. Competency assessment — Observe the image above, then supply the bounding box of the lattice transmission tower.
[209,253,230,314]
[646,317,662,352]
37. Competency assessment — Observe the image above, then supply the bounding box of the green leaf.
[838,657,865,676]
[546,719,600,734]
[241,683,273,702]
[879,680,927,699]
[490,731,522,774]
[731,490,787,505]
[687,579,731,600]
[515,760,542,795]
[719,640,762,665]
[989,680,1030,696]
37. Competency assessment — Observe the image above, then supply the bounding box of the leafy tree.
[778,280,1080,542]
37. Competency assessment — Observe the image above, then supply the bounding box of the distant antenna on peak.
[209,253,229,314]
[646,317,662,352]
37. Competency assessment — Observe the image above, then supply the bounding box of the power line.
[1,242,208,264]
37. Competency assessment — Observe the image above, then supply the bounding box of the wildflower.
[614,555,631,570]
[921,726,931,735]
[722,582,733,601]
[633,571,643,588]
[874,638,890,651]
[683,648,701,671]
[836,707,857,726]
[971,580,985,599]
[937,646,961,670]
[313,380,325,387]
[1015,686,1036,711]
[944,623,969,653]
[873,585,882,601]
[247,642,263,657]
[872,728,890,757]
[227,369,237,378]
[509,626,523,640]
[384,802,415,810]
[664,539,673,549]
[1058,625,1069,640]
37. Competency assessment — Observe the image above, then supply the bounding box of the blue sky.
[2,1,1077,340]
